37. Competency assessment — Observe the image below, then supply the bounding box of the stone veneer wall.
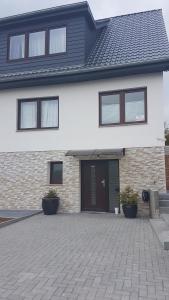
[0,151,80,212]
[0,147,166,216]
[120,147,166,217]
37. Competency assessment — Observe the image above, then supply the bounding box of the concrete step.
[161,214,169,226]
[160,207,169,214]
[159,193,169,200]
[150,218,169,250]
[159,200,169,207]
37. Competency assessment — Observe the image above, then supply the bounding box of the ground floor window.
[50,162,63,184]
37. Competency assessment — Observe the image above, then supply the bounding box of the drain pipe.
[149,190,160,218]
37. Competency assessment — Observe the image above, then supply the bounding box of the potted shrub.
[42,189,60,215]
[120,186,139,218]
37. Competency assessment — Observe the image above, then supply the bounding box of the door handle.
[101,179,105,188]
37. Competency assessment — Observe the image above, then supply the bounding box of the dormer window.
[49,27,66,54]
[8,27,66,60]
[29,31,46,57]
[9,34,25,60]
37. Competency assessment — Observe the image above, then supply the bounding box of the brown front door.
[81,160,109,212]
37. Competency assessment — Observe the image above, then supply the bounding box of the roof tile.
[0,9,169,82]
[87,10,169,67]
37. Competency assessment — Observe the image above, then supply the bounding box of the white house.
[0,2,169,216]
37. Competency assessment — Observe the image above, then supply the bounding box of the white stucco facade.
[0,72,166,215]
[0,72,164,153]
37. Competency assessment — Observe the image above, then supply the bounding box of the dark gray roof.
[0,9,169,84]
[87,9,169,67]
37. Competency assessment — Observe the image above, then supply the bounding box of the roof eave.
[0,2,96,29]
[0,59,169,90]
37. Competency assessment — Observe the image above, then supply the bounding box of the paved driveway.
[0,214,169,300]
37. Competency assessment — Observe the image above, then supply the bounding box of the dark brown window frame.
[7,33,26,61]
[50,161,63,185]
[17,96,59,131]
[7,25,67,62]
[28,29,47,58]
[48,27,67,56]
[99,87,147,127]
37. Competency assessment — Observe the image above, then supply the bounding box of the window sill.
[99,121,147,128]
[16,127,59,132]
[46,184,63,186]
[8,51,66,63]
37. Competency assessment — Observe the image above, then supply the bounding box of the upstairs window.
[18,97,59,130]
[41,99,59,128]
[99,88,147,126]
[20,100,37,129]
[29,31,45,57]
[8,27,66,60]
[101,94,120,125]
[124,90,145,123]
[49,27,66,54]
[9,34,25,60]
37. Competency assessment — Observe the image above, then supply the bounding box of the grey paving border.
[0,210,42,229]
[150,218,169,250]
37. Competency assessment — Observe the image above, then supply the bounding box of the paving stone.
[0,214,169,300]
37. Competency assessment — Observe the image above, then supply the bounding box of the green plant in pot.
[120,186,139,218]
[42,189,60,215]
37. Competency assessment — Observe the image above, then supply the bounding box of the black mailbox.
[142,190,150,202]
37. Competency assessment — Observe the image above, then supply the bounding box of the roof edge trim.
[0,1,96,28]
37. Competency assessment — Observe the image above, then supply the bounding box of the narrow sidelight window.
[50,162,63,184]
[18,97,59,130]
[49,27,66,54]
[29,31,45,57]
[9,34,25,60]
[99,88,147,126]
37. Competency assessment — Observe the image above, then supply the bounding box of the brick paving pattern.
[0,213,169,300]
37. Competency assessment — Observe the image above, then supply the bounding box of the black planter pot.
[42,197,59,215]
[122,204,137,218]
